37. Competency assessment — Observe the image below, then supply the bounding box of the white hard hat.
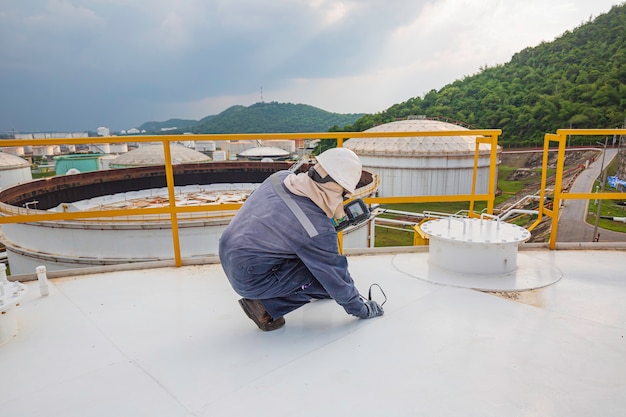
[315,147,362,195]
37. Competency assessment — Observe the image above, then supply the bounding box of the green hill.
[138,102,364,135]
[347,3,626,146]
[191,102,364,134]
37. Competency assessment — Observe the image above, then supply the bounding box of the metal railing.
[3,129,499,265]
[529,128,626,249]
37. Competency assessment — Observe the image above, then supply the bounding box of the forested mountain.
[138,102,363,134]
[345,3,626,146]
[191,102,364,134]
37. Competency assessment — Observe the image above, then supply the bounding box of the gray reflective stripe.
[271,173,319,238]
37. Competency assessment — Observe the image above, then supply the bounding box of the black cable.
[361,283,387,306]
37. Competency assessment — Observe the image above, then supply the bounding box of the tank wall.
[368,165,494,197]
[3,221,229,275]
[0,168,32,190]
[196,141,216,152]
[220,142,255,154]
[90,144,111,153]
[33,146,55,156]
[55,158,100,175]
[358,154,496,197]
[359,154,493,170]
[5,250,123,274]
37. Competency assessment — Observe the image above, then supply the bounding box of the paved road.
[556,148,626,242]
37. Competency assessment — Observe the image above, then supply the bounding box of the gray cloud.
[0,0,619,132]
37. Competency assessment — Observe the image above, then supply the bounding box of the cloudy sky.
[0,0,620,132]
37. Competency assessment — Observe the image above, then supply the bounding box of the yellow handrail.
[531,128,626,249]
[1,129,501,265]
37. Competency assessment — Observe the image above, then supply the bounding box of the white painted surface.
[423,218,531,275]
[1,248,625,416]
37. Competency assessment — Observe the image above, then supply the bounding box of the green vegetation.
[137,102,364,135]
[342,4,626,147]
[587,198,626,233]
[192,102,364,134]
[32,171,56,179]
[585,157,626,233]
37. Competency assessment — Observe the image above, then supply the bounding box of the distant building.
[97,127,111,136]
[14,132,88,139]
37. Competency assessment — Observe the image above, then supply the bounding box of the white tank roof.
[238,146,290,157]
[344,119,494,156]
[110,144,211,167]
[0,152,30,170]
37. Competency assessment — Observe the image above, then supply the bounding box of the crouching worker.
[219,147,384,331]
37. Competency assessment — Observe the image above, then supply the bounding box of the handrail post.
[549,132,567,250]
[529,133,554,233]
[469,141,479,216]
[162,140,182,266]
[487,133,499,214]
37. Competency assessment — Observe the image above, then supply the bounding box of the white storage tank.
[263,140,296,153]
[344,118,500,197]
[1,147,25,157]
[196,141,216,152]
[109,144,212,168]
[32,145,55,156]
[212,150,226,161]
[0,153,32,190]
[238,147,291,161]
[0,161,379,274]
[220,141,256,154]
[89,143,111,154]
[109,143,129,154]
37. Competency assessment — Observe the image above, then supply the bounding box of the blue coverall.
[219,171,368,319]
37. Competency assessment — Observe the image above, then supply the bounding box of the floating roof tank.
[0,162,377,274]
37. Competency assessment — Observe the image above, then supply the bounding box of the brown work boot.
[238,298,286,331]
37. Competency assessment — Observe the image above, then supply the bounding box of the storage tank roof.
[110,144,211,167]
[344,119,495,156]
[238,146,290,158]
[0,152,30,170]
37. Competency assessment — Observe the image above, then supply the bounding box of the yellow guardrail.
[1,130,501,266]
[530,128,626,249]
